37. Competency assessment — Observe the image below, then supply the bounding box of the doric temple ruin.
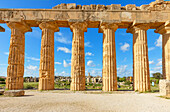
[0,0,170,92]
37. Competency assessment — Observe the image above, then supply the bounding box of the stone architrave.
[70,22,87,91]
[6,22,32,90]
[39,22,59,90]
[155,21,170,80]
[100,23,118,92]
[127,24,150,92]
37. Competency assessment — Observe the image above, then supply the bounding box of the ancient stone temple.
[1,0,170,92]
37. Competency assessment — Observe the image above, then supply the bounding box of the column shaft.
[6,22,31,90]
[129,26,150,92]
[101,24,118,92]
[70,22,87,91]
[39,22,59,90]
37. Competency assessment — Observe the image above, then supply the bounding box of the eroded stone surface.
[159,80,170,96]
[127,24,150,92]
[38,22,59,90]
[6,22,32,90]
[70,22,87,91]
[4,90,25,97]
[0,26,5,32]
[100,23,118,92]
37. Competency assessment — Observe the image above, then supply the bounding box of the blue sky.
[0,0,163,77]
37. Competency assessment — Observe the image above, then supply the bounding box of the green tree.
[152,72,163,79]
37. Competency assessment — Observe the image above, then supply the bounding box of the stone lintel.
[99,22,118,33]
[69,22,87,32]
[155,21,170,34]
[0,26,5,32]
[39,22,59,32]
[7,22,32,33]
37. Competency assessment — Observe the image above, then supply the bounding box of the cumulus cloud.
[149,60,155,65]
[148,47,155,51]
[57,47,71,53]
[55,37,71,44]
[155,35,162,47]
[26,57,40,61]
[86,68,102,76]
[120,43,130,52]
[26,65,38,71]
[85,42,92,47]
[56,71,70,76]
[63,60,71,67]
[55,62,62,65]
[87,60,96,67]
[117,65,132,76]
[4,52,9,55]
[150,66,162,74]
[156,59,162,66]
[85,52,94,56]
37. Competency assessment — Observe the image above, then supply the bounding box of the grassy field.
[0,82,159,92]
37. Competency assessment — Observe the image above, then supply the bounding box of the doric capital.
[0,26,5,32]
[69,22,87,32]
[127,24,149,34]
[7,22,32,33]
[155,21,170,34]
[39,22,59,32]
[99,23,118,33]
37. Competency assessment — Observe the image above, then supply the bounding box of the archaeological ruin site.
[1,0,170,94]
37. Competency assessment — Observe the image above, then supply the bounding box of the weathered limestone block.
[53,3,67,9]
[0,26,5,32]
[82,5,90,10]
[159,80,170,96]
[155,21,170,80]
[90,4,96,10]
[39,22,59,90]
[96,5,106,11]
[100,23,118,92]
[6,22,32,90]
[0,90,4,95]
[127,24,150,92]
[140,5,150,11]
[70,22,87,91]
[125,4,136,10]
[4,90,25,97]
[67,3,76,9]
[110,4,121,10]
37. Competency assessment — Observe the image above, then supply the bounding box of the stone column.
[127,25,150,92]
[39,22,59,90]
[70,22,87,91]
[155,22,170,80]
[0,26,5,32]
[6,22,32,90]
[99,23,118,92]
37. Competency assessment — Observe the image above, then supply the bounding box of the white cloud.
[0,64,8,66]
[4,52,9,55]
[55,37,71,44]
[55,62,62,65]
[155,35,162,47]
[85,52,94,56]
[87,60,96,67]
[86,68,102,76]
[150,66,162,74]
[56,71,70,76]
[63,60,71,67]
[148,47,155,51]
[149,60,155,65]
[117,65,132,77]
[26,65,38,71]
[26,57,40,61]
[57,47,71,53]
[85,42,92,47]
[56,32,62,36]
[120,43,130,52]
[156,59,162,66]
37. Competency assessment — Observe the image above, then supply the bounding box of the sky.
[0,0,164,78]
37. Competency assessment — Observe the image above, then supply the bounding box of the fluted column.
[100,23,118,92]
[6,22,32,90]
[70,22,87,91]
[155,22,170,80]
[127,25,150,92]
[0,26,5,32]
[39,22,59,90]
